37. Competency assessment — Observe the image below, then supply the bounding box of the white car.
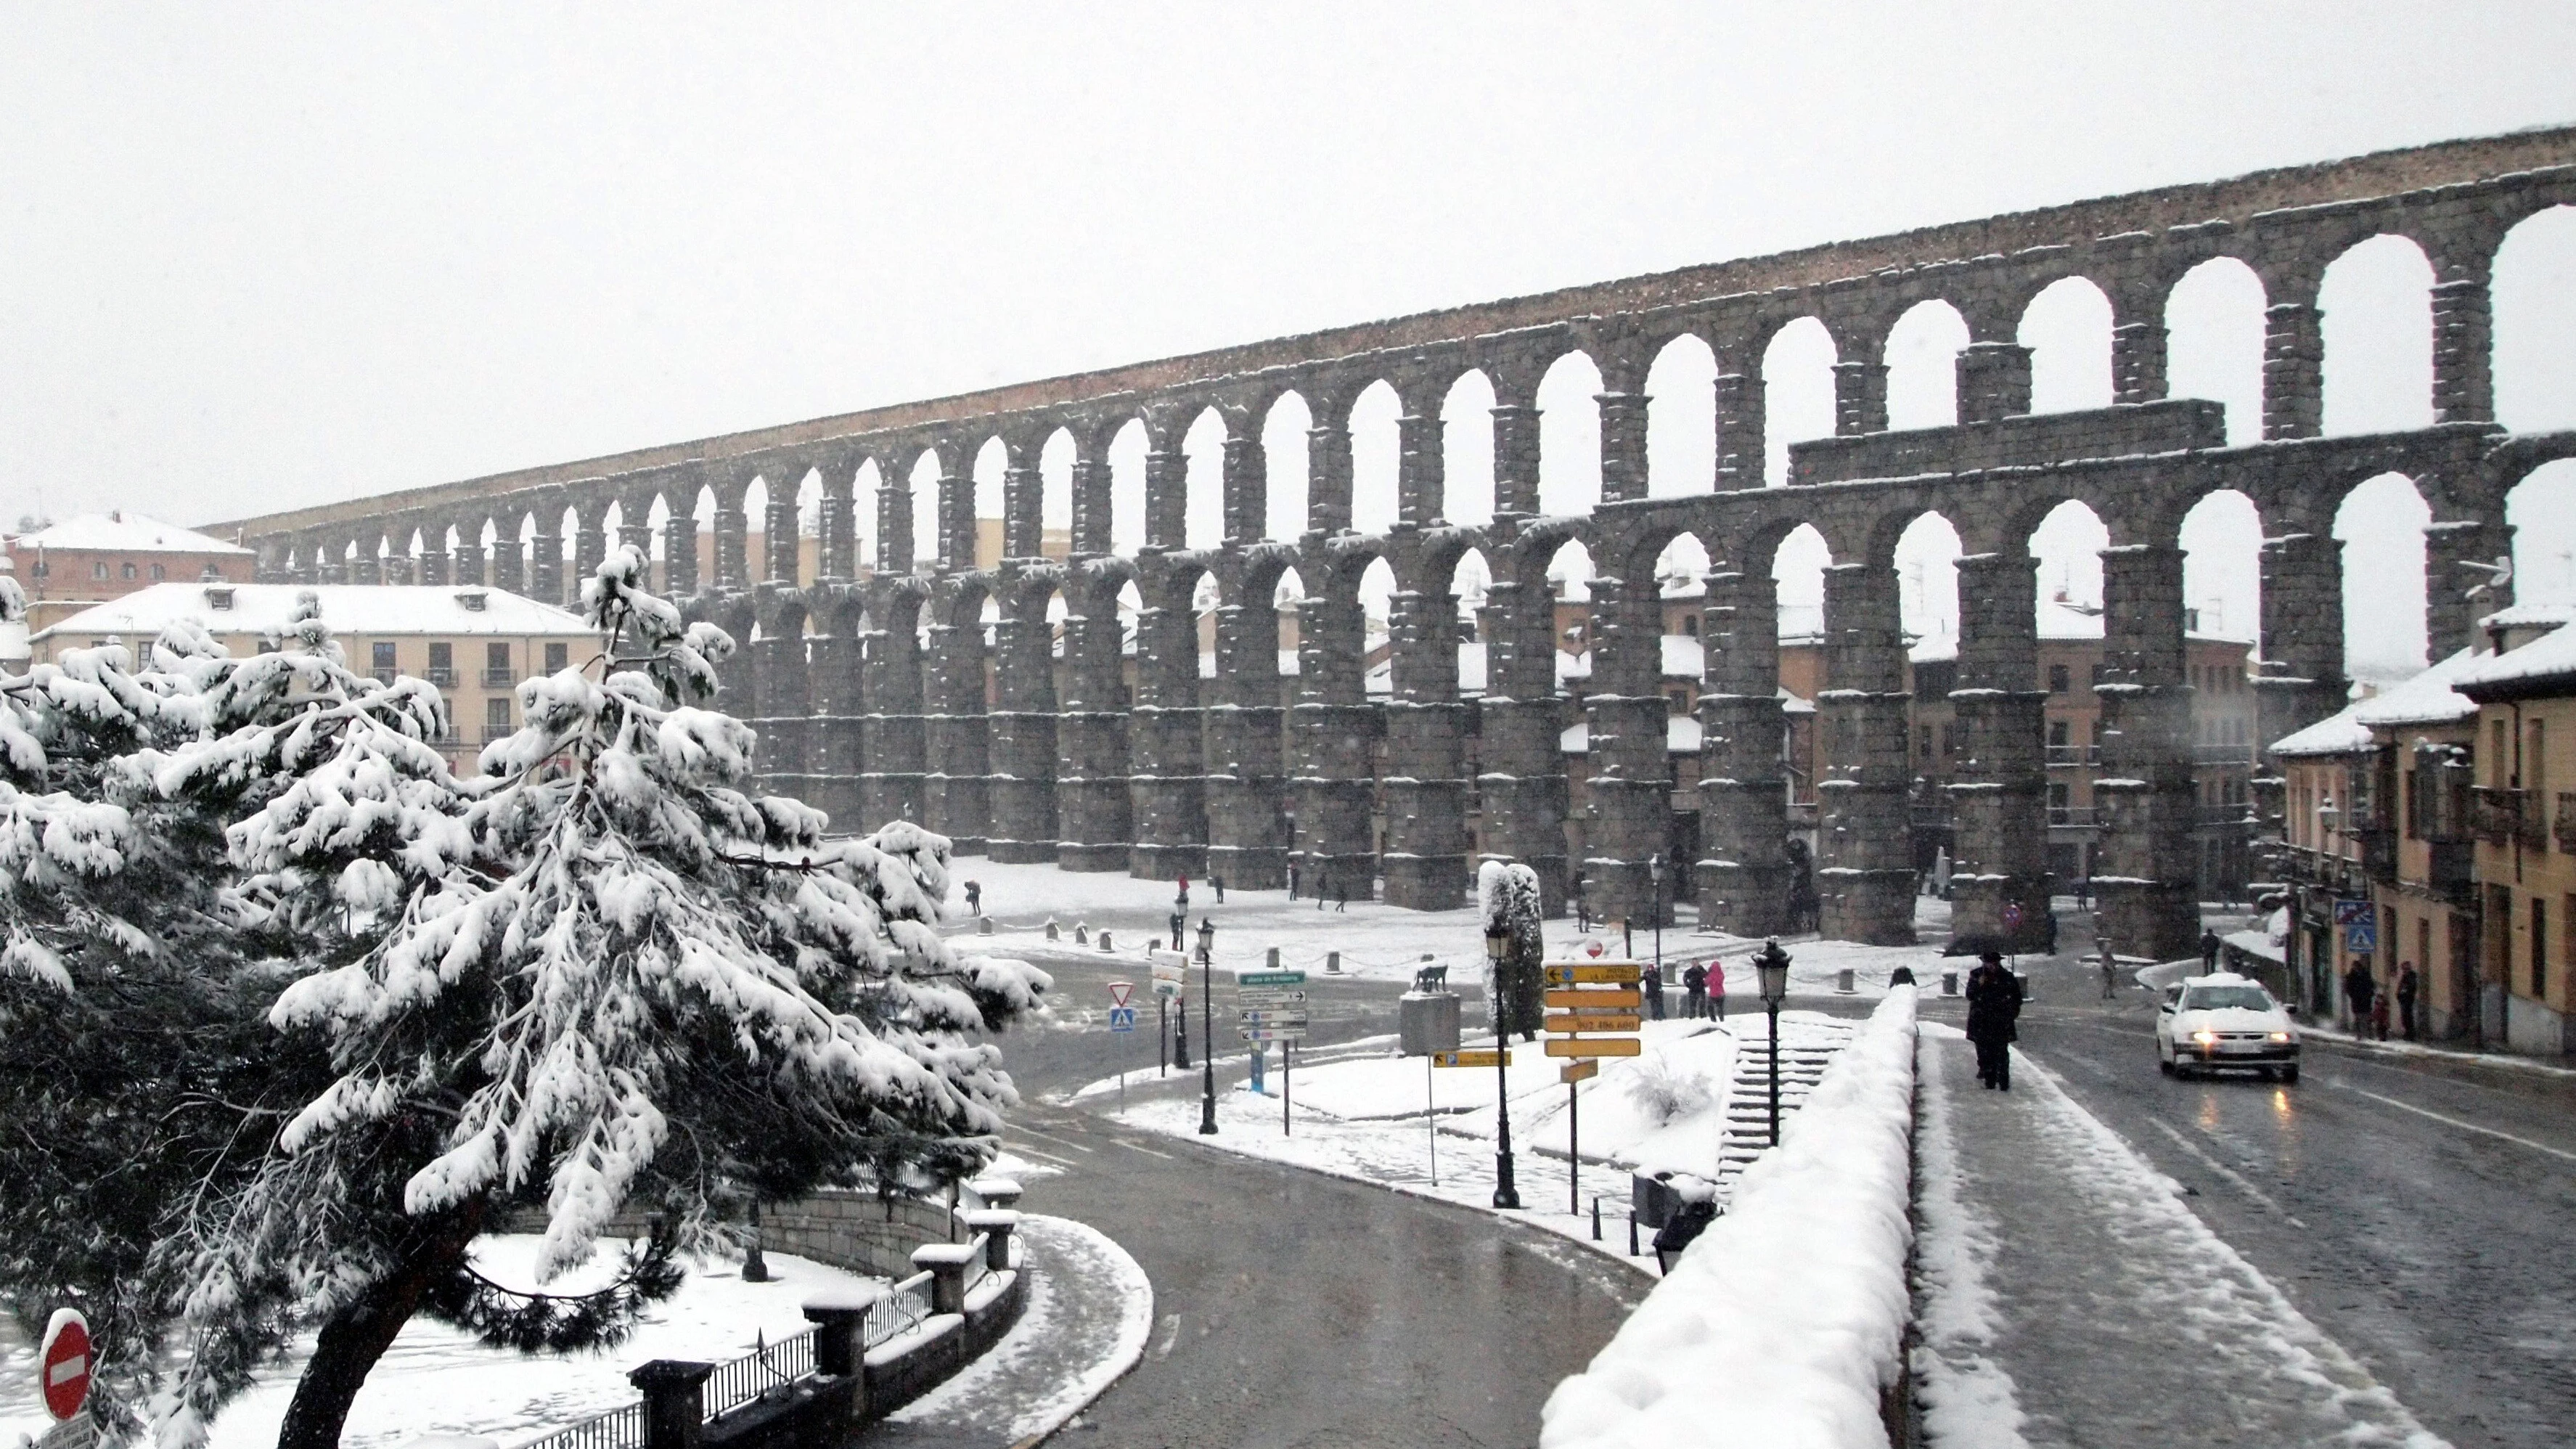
[2156,972,2300,1082]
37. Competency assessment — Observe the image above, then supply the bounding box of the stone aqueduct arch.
[229,128,2576,959]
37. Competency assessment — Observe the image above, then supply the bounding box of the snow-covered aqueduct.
[216,127,2576,962]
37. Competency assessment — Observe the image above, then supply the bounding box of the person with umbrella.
[1966,949,2024,1090]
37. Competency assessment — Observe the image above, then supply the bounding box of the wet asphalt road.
[1933,947,2576,1449]
[957,947,1654,1449]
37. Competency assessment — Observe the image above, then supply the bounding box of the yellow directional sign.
[1545,963,1643,986]
[1545,987,1640,1009]
[1559,1060,1600,1085]
[1433,1049,1511,1069]
[1547,1011,1643,1034]
[1545,1037,1645,1058]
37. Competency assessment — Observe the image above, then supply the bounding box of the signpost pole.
[1426,1053,1437,1185]
[1159,998,1168,1076]
[1283,1040,1292,1137]
[1569,1079,1580,1216]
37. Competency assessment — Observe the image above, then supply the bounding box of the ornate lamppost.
[1754,937,1792,1146]
[1197,916,1219,1135]
[1484,921,1521,1209]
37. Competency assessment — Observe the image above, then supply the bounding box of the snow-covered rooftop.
[2476,601,2576,632]
[8,510,252,555]
[1559,716,1702,756]
[2453,616,2576,696]
[2269,703,2374,758]
[31,583,597,642]
[2350,647,2487,727]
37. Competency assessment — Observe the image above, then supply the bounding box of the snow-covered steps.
[1705,1019,1858,1199]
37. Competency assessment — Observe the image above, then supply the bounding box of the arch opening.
[1761,319,1837,486]
[1643,334,1717,498]
[2165,257,2267,445]
[2020,277,2115,415]
[1884,301,1967,431]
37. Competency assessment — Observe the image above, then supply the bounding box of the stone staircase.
[1710,1019,1857,1198]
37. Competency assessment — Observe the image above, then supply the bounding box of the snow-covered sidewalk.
[1913,1027,2443,1448]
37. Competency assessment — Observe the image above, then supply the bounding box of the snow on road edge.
[1909,1027,2031,1449]
[883,1215,1153,1446]
[1538,987,1918,1449]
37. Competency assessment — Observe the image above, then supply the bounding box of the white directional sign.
[1238,1009,1309,1027]
[1239,1027,1305,1042]
[1238,989,1307,1006]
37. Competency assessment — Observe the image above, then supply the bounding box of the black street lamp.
[1197,916,1219,1135]
[1484,921,1521,1209]
[1754,938,1792,1146]
[1648,852,1665,1002]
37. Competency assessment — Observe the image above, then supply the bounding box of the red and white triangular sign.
[1108,981,1135,1008]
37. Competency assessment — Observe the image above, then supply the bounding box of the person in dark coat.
[2201,928,2223,971]
[2343,958,2376,1035]
[1964,952,2024,1090]
[1681,962,1708,1018]
[2395,960,2421,1041]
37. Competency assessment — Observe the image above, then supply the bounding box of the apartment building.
[30,582,600,777]
[2453,611,2576,1055]
[2,510,257,650]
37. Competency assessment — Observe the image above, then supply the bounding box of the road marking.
[1149,1313,1180,1361]
[1111,1135,1175,1160]
[2143,1117,2305,1227]
[2334,1084,2576,1165]
[1002,1139,1082,1167]
[1008,1122,1098,1154]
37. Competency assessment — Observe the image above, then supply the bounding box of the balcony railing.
[481,667,518,688]
[481,724,515,745]
[2047,806,2099,828]
[2559,792,2576,854]
[2471,787,2545,849]
[424,666,457,687]
[2197,804,2254,828]
[2193,743,2254,766]
[370,668,399,686]
[2044,744,2101,767]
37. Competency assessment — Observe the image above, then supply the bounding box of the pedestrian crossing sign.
[1108,1006,1138,1032]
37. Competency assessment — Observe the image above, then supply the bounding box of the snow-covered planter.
[1540,987,1918,1449]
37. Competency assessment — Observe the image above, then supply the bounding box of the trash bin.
[1399,990,1461,1057]
[1631,1171,1679,1230]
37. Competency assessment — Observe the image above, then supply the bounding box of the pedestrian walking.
[1317,868,1327,910]
[1175,873,1190,910]
[1167,910,1185,949]
[2343,958,2376,1035]
[2371,988,2392,1041]
[1682,961,1708,1018]
[2199,928,2222,972]
[2044,909,2058,955]
[2396,960,2421,1041]
[1642,962,1666,1020]
[963,879,981,916]
[1334,879,1349,913]
[1707,957,1726,1019]
[1212,873,1225,905]
[1288,862,1300,900]
[1965,951,2024,1090]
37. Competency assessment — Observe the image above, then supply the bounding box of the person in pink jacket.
[1706,958,1727,1019]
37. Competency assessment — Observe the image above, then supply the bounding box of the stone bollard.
[1326,950,1341,974]
[978,916,994,935]
[1099,929,1113,952]
[967,1175,1023,1212]
[1267,946,1280,969]
[627,1360,715,1449]
[1046,918,1060,941]
[801,1284,888,1376]
[910,1242,980,1316]
[1836,968,1856,995]
[1942,970,1958,995]
[961,1209,1020,1273]
[1074,923,1087,944]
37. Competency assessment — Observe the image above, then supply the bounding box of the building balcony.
[2471,787,2545,849]
[2193,743,2253,766]
[2197,804,2254,828]
[2044,744,2100,767]
[2559,792,2576,854]
[370,668,399,686]
[2429,838,2476,896]
[481,724,515,745]
[425,666,458,687]
[481,668,518,689]
[2048,806,2099,828]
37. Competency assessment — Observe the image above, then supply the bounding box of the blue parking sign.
[1108,1005,1138,1033]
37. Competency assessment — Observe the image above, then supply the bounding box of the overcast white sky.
[4,3,2573,677]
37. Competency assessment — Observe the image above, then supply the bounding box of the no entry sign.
[41,1308,91,1420]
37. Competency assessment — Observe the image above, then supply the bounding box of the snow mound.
[1540,989,1917,1449]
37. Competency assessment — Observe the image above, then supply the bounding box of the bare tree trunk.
[274,1207,481,1449]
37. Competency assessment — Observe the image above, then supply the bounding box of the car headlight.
[2191,1029,2218,1045]
[2269,1031,2292,1043]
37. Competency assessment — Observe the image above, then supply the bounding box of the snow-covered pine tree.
[144,550,1047,1449]
[1475,860,1545,1040]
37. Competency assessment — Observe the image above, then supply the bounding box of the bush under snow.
[1541,987,1918,1449]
